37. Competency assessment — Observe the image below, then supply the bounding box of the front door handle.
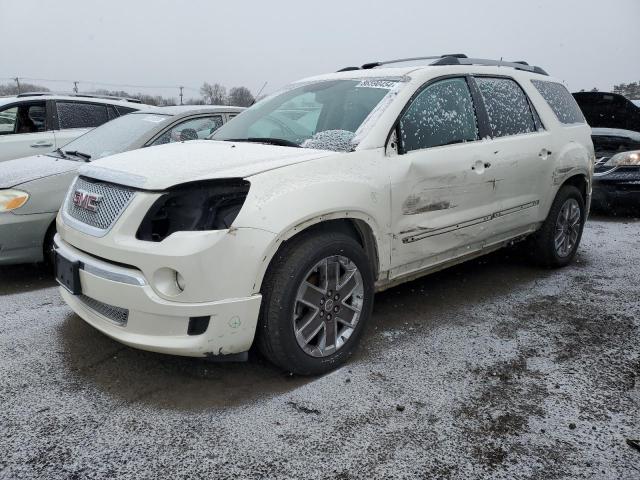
[30,142,53,148]
[539,148,553,159]
[471,160,492,171]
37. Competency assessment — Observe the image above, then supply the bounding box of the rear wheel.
[529,185,585,267]
[258,230,374,375]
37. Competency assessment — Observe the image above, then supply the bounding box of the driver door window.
[399,77,478,153]
[150,115,224,146]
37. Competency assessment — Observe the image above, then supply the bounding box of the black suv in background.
[573,92,640,211]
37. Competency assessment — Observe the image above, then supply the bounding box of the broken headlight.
[136,179,250,242]
[604,150,640,168]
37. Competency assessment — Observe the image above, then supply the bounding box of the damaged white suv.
[54,55,594,375]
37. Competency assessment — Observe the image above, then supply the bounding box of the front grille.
[79,295,129,326]
[66,177,135,231]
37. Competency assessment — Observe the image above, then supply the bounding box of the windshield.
[51,113,171,160]
[210,79,402,151]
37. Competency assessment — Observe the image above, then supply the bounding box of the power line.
[5,76,201,92]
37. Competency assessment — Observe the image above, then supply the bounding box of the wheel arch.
[560,173,589,202]
[253,212,384,294]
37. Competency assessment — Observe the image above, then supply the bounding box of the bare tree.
[228,86,255,107]
[200,82,227,105]
[0,82,49,96]
[613,81,640,99]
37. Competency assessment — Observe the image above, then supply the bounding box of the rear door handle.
[31,142,53,148]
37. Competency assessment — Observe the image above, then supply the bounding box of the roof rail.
[16,92,143,103]
[337,54,548,76]
[360,54,467,70]
[449,57,549,75]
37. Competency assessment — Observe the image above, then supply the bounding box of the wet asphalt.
[0,214,639,480]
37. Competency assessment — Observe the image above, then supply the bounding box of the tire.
[43,224,57,271]
[529,185,585,268]
[257,230,375,375]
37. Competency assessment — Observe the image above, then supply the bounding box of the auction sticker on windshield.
[356,79,399,89]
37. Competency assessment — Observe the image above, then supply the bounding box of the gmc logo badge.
[72,189,103,213]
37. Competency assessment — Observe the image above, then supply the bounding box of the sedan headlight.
[136,179,250,242]
[604,150,640,167]
[0,190,29,213]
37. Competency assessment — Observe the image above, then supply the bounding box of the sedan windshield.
[211,79,402,151]
[51,112,171,161]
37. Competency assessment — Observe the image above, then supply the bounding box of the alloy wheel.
[554,198,581,257]
[292,255,364,358]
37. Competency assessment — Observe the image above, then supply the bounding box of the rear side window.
[399,77,478,153]
[56,102,109,129]
[532,80,586,125]
[475,77,536,137]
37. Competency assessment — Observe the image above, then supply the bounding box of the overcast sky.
[1,0,639,100]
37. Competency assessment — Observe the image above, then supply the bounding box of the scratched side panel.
[389,141,499,277]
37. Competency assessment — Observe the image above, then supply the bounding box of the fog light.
[152,267,185,297]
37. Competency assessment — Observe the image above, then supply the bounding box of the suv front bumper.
[54,235,262,357]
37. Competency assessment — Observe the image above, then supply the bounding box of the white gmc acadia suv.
[53,55,594,375]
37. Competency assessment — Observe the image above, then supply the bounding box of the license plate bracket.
[55,251,82,295]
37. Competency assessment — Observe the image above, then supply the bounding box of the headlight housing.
[604,150,640,168]
[136,179,250,242]
[0,189,29,213]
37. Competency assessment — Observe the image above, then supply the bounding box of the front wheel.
[529,185,586,268]
[257,230,375,375]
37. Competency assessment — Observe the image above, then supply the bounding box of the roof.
[158,105,245,115]
[295,55,551,86]
[0,94,148,108]
[296,63,553,87]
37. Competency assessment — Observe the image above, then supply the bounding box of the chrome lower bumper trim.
[53,234,146,287]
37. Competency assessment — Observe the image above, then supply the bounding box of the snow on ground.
[0,215,639,479]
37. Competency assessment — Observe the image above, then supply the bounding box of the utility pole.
[14,77,21,94]
[179,86,184,105]
[73,81,79,93]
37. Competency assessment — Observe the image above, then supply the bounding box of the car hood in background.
[573,91,640,133]
[591,128,640,143]
[0,155,80,189]
[79,140,335,190]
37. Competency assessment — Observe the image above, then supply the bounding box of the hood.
[0,155,80,189]
[573,92,640,133]
[591,128,640,143]
[78,140,335,190]
[590,127,640,158]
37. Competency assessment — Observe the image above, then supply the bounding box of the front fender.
[233,149,391,293]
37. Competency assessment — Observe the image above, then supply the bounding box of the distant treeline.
[0,82,256,107]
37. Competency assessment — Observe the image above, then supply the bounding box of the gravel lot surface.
[1,215,639,479]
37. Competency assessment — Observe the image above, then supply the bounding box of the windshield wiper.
[64,150,92,162]
[225,137,301,148]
